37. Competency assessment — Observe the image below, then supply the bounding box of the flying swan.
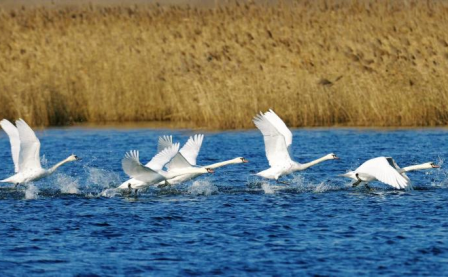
[119,134,248,188]
[158,134,248,186]
[253,109,338,181]
[341,156,440,190]
[118,143,214,194]
[0,119,80,186]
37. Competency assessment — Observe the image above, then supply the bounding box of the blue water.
[0,128,447,276]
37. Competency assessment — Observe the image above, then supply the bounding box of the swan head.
[206,168,214,173]
[67,154,81,162]
[234,157,249,164]
[425,162,440,169]
[326,153,339,160]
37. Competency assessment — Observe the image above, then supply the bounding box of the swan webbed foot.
[364,184,373,191]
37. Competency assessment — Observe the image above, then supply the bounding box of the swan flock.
[0,110,440,193]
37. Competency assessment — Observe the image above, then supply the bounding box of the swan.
[341,157,440,190]
[117,135,174,190]
[0,119,80,186]
[119,134,248,188]
[157,134,248,186]
[253,109,338,181]
[118,143,214,194]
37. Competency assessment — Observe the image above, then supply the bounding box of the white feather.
[16,119,42,171]
[1,119,20,172]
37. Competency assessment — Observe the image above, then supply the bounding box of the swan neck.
[205,159,235,169]
[48,158,71,174]
[301,156,329,170]
[402,164,429,172]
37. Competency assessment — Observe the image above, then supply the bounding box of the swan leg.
[127,183,132,195]
[159,180,170,189]
[352,174,363,187]
[14,183,19,189]
[352,180,362,187]
[134,189,138,197]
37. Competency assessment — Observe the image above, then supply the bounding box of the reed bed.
[0,1,447,128]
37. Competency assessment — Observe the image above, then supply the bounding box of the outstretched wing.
[122,150,163,183]
[156,135,173,153]
[16,119,42,171]
[358,157,409,189]
[263,110,293,152]
[146,143,180,171]
[180,134,203,166]
[386,157,412,190]
[0,119,20,172]
[253,110,293,167]
[166,134,203,171]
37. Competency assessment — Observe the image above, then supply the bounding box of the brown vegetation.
[0,1,447,128]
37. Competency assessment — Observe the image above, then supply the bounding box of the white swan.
[253,109,338,180]
[117,135,174,190]
[118,144,214,194]
[341,157,440,190]
[0,119,80,185]
[119,134,248,188]
[158,134,248,186]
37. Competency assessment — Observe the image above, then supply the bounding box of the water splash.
[313,182,333,193]
[188,180,218,196]
[25,184,39,200]
[100,188,120,198]
[55,174,80,194]
[261,183,275,194]
[85,167,122,189]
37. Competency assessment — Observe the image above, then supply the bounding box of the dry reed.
[0,1,447,128]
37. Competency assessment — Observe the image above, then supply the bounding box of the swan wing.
[16,119,42,171]
[156,135,173,153]
[253,111,292,167]
[263,110,293,151]
[180,134,203,166]
[146,143,180,171]
[386,157,412,189]
[358,157,409,189]
[0,119,20,172]
[122,150,162,183]
[165,134,203,171]
[166,153,192,171]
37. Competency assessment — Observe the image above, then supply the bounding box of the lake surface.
[0,128,447,276]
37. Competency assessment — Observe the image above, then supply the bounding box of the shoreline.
[48,121,449,131]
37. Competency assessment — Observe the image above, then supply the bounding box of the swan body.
[118,144,214,191]
[253,110,338,180]
[341,157,440,190]
[0,119,80,185]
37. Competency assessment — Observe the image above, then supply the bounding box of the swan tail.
[339,171,355,178]
[0,177,14,183]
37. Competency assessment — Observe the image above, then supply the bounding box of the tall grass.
[0,1,447,128]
